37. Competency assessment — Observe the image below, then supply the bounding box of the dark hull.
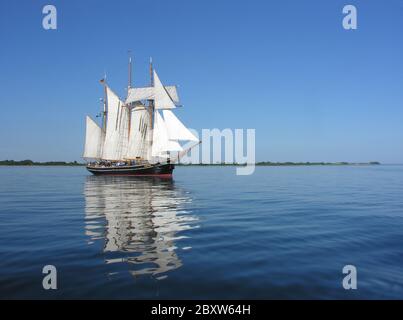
[86,163,174,177]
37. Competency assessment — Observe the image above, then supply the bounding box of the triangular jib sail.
[162,110,198,142]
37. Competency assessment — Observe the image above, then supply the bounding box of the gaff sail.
[83,116,103,159]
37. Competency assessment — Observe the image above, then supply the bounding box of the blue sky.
[0,0,402,163]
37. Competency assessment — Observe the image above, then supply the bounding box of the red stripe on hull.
[92,173,173,178]
[86,163,175,177]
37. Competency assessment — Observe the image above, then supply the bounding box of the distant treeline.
[0,160,85,166]
[255,161,381,166]
[178,161,381,166]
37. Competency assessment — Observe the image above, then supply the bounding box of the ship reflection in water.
[84,176,199,280]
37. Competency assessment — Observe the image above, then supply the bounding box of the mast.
[127,52,132,143]
[148,57,155,155]
[100,78,107,132]
[128,50,132,91]
[99,77,107,161]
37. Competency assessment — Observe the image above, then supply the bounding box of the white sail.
[167,140,182,151]
[83,116,103,159]
[117,105,130,159]
[126,106,150,160]
[102,86,125,160]
[127,87,154,102]
[126,86,179,105]
[152,111,182,158]
[153,70,176,110]
[162,110,198,141]
[166,86,179,104]
[151,110,169,157]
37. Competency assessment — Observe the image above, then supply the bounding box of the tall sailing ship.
[83,58,199,176]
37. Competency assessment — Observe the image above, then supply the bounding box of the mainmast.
[99,76,107,160]
[148,57,155,151]
[127,52,133,143]
[127,51,132,91]
[100,77,107,132]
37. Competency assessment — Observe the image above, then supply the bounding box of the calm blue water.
[1,165,403,299]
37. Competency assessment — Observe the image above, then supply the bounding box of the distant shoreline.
[0,160,381,167]
[0,160,85,166]
[178,161,381,166]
